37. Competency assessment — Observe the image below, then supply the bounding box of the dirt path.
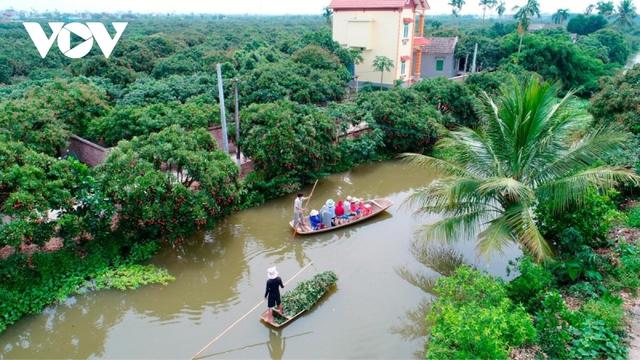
[629,298,640,358]
[621,291,640,358]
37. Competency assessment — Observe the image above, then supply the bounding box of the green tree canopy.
[411,77,482,128]
[87,96,217,147]
[567,14,609,35]
[590,65,640,134]
[356,89,441,153]
[97,126,239,240]
[239,99,337,182]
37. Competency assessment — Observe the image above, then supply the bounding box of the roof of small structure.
[421,36,458,54]
[329,0,429,10]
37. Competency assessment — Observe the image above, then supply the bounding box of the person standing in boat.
[265,266,284,323]
[293,193,309,231]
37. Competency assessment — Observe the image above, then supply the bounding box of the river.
[0,161,520,359]
[627,51,640,69]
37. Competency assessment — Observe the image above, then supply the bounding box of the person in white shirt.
[293,193,309,231]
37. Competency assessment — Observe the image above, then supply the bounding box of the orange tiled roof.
[329,0,429,10]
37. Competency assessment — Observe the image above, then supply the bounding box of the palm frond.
[399,153,473,178]
[537,167,640,213]
[477,215,516,256]
[530,126,630,185]
[477,177,535,203]
[418,210,489,244]
[503,204,552,260]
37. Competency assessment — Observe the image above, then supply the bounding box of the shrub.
[608,242,640,293]
[534,291,573,359]
[569,319,627,359]
[508,256,555,312]
[426,266,536,359]
[580,295,625,332]
[627,206,640,228]
[537,188,624,251]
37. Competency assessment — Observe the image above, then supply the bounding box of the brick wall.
[65,135,110,167]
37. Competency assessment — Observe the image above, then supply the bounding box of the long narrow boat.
[260,309,305,328]
[289,198,393,235]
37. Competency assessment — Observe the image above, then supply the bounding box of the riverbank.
[0,161,521,358]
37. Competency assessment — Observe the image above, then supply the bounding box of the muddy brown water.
[0,161,521,359]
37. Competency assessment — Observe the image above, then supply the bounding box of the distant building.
[329,0,430,86]
[416,36,458,79]
[528,23,562,32]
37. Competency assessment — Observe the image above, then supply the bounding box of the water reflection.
[267,328,285,360]
[392,241,470,359]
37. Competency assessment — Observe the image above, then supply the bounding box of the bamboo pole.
[191,262,314,360]
[292,179,319,236]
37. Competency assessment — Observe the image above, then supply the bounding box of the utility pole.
[232,78,241,167]
[354,75,359,95]
[471,43,478,73]
[464,53,470,73]
[216,64,229,154]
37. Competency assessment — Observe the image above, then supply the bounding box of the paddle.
[292,179,319,236]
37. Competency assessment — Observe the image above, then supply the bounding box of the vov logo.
[23,22,128,59]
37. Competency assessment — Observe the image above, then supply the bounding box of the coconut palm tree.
[322,7,333,25]
[552,9,570,25]
[405,76,639,261]
[449,0,466,17]
[479,0,498,23]
[372,55,393,89]
[613,0,638,28]
[585,4,596,15]
[513,0,541,55]
[497,1,507,18]
[597,1,615,16]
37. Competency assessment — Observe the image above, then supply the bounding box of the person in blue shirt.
[309,210,321,230]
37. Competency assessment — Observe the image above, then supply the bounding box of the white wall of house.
[333,8,415,85]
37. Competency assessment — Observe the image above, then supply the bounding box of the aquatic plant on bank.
[93,264,175,291]
[275,271,337,323]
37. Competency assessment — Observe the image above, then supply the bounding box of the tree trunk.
[380,72,384,89]
[517,33,525,59]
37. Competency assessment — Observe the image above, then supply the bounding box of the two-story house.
[329,0,430,86]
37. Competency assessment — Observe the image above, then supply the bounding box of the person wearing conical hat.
[264,266,284,323]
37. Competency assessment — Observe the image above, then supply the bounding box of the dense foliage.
[426,266,536,359]
[278,271,338,323]
[590,65,640,134]
[407,76,637,260]
[240,99,336,184]
[97,125,239,240]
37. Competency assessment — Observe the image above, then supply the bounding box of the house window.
[401,61,406,75]
[403,23,409,38]
[436,58,445,71]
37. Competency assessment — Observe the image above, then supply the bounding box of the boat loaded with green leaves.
[261,271,338,328]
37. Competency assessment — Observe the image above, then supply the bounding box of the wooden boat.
[260,309,305,328]
[289,198,393,235]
